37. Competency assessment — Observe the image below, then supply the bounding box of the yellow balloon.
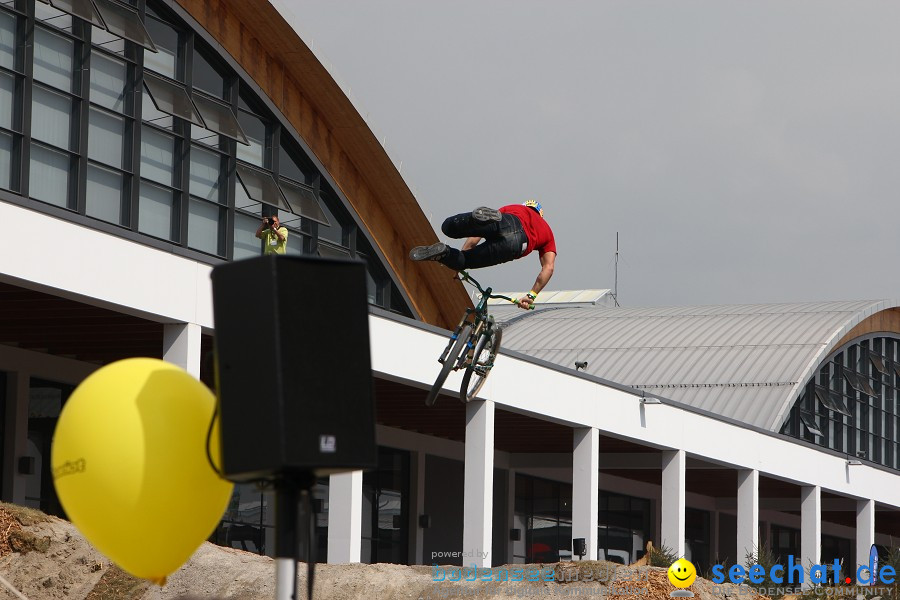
[51,358,234,584]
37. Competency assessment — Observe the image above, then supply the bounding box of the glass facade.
[781,336,900,470]
[0,0,411,317]
[25,377,75,518]
[361,447,410,564]
[514,474,654,566]
[685,508,710,574]
[0,372,5,478]
[210,447,410,563]
[598,490,652,566]
[209,479,329,558]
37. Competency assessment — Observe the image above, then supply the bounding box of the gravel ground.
[0,503,764,600]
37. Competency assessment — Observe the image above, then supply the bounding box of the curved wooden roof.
[174,0,469,329]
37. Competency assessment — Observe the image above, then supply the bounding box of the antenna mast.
[613,232,620,307]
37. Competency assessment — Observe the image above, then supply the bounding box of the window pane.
[143,16,178,80]
[279,179,330,226]
[90,52,127,113]
[85,164,125,224]
[192,49,224,98]
[88,108,125,168]
[34,2,72,34]
[91,24,125,56]
[317,191,345,245]
[33,27,74,93]
[48,0,104,28]
[279,141,309,184]
[92,0,156,51]
[0,70,13,130]
[192,94,247,143]
[317,243,350,259]
[141,90,172,129]
[0,130,12,190]
[235,163,289,211]
[140,126,175,187]
[29,144,71,207]
[190,122,219,147]
[236,110,266,167]
[143,72,202,125]
[0,10,15,71]
[285,228,304,256]
[233,211,262,260]
[138,181,175,240]
[188,197,220,255]
[31,86,73,150]
[234,180,260,215]
[189,145,222,202]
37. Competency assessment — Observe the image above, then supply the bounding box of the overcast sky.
[292,1,900,307]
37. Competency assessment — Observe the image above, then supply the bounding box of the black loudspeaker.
[211,255,376,482]
[573,538,586,559]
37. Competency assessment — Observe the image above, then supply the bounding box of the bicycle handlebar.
[458,271,535,310]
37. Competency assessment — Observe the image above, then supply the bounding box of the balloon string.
[0,573,30,600]
[205,401,225,479]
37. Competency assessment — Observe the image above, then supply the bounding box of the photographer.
[255,215,288,255]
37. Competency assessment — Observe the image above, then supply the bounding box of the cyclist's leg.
[454,229,527,269]
[440,211,503,240]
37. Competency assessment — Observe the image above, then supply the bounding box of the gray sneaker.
[472,206,502,222]
[410,242,449,261]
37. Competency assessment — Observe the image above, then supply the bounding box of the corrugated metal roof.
[487,289,613,306]
[494,300,900,430]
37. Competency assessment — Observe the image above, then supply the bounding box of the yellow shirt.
[262,226,288,255]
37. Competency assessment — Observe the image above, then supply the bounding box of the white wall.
[0,203,213,328]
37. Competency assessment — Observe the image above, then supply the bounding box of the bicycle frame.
[437,271,512,368]
[426,271,527,406]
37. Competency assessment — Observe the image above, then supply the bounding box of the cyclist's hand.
[516,296,534,310]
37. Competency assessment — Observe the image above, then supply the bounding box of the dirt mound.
[0,503,762,600]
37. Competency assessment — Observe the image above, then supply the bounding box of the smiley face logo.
[667,558,697,588]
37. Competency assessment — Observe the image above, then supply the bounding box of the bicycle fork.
[460,320,487,368]
[438,310,473,364]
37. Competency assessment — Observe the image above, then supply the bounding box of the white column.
[572,427,599,560]
[327,470,363,563]
[801,485,821,587]
[737,469,759,563]
[163,322,202,378]
[661,449,686,557]
[856,499,875,584]
[463,399,494,568]
[2,372,30,504]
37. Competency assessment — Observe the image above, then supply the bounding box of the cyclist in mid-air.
[410,200,556,310]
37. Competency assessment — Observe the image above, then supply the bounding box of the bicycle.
[424,271,532,406]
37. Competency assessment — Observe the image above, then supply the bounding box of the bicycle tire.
[460,326,503,402]
[425,324,472,407]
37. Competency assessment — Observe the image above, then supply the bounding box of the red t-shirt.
[500,204,557,257]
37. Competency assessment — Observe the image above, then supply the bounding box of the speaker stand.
[274,473,316,600]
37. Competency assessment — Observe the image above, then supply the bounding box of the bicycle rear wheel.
[460,326,503,402]
[425,325,472,407]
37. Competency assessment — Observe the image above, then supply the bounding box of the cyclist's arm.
[461,236,482,251]
[518,251,556,309]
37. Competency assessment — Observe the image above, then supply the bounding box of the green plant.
[881,543,900,600]
[647,543,679,568]
[743,545,786,600]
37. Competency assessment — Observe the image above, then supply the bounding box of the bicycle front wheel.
[460,326,503,402]
[425,325,472,407]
